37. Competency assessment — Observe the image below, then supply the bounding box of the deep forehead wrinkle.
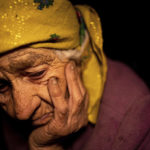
[2,51,54,74]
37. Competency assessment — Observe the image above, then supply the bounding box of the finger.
[67,93,89,130]
[84,93,89,112]
[76,68,86,97]
[76,67,88,114]
[65,62,82,101]
[48,77,68,121]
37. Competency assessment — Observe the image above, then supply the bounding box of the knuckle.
[61,107,68,115]
[75,95,83,105]
[82,91,87,98]
[71,75,77,82]
[59,106,68,115]
[78,95,83,102]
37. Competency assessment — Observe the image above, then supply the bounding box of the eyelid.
[27,69,47,80]
[20,65,49,82]
[24,64,49,73]
[21,64,49,76]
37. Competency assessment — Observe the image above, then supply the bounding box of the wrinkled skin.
[0,48,88,150]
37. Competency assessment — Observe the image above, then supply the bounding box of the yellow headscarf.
[0,0,107,124]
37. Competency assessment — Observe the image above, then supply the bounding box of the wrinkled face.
[0,48,69,126]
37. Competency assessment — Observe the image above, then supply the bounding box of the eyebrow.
[2,52,54,74]
[9,59,36,73]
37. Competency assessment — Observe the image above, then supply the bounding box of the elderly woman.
[0,0,150,150]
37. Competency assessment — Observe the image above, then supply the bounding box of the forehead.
[0,48,56,73]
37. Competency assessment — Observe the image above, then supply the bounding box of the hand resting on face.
[29,61,89,150]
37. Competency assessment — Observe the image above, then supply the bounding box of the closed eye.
[27,70,46,80]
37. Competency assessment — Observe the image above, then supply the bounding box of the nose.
[12,80,41,120]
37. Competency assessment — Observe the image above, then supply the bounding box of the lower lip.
[32,112,53,126]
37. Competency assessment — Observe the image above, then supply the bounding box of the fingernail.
[51,78,57,85]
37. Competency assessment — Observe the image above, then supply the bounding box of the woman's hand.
[29,61,89,150]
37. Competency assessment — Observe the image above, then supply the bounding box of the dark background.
[0,1,149,149]
[71,0,149,87]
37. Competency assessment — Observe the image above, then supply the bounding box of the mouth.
[32,112,53,126]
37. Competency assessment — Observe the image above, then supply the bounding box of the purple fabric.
[68,59,150,150]
[1,58,150,150]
